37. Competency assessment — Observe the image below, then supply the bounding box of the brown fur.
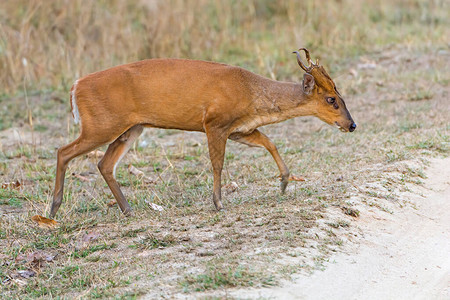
[50,55,355,218]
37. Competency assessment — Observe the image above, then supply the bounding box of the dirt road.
[231,157,450,300]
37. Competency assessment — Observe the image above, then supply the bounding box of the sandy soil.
[229,157,450,300]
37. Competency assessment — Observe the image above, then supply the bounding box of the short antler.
[292,48,318,72]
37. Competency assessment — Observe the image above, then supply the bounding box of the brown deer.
[49,48,356,218]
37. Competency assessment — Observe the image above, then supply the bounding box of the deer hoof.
[280,178,289,194]
[214,201,224,211]
[122,207,134,217]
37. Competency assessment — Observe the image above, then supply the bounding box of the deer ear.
[302,73,315,95]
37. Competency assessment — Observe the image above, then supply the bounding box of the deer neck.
[251,78,313,126]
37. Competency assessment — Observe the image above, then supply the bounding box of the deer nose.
[349,123,357,132]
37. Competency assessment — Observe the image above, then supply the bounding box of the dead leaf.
[1,180,21,190]
[128,165,156,184]
[87,150,105,158]
[289,175,306,182]
[16,251,57,272]
[223,182,238,194]
[107,200,117,207]
[128,165,145,177]
[349,68,358,77]
[26,251,56,267]
[82,231,100,243]
[72,173,92,182]
[15,254,26,262]
[31,215,59,229]
[144,200,164,211]
[357,62,376,69]
[18,270,36,279]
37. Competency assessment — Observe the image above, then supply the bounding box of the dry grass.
[0,0,448,96]
[0,0,449,298]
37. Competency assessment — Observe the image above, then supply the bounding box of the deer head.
[293,48,356,132]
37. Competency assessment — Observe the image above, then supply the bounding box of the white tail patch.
[71,80,81,125]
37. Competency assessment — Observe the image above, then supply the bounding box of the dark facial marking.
[333,86,342,97]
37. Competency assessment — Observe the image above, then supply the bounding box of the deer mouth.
[334,122,348,132]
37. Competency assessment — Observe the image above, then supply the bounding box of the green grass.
[71,243,117,259]
[181,263,276,292]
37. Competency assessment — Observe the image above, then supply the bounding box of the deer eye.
[326,97,335,104]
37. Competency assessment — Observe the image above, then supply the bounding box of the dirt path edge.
[229,157,450,300]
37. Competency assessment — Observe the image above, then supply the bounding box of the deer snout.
[349,123,357,132]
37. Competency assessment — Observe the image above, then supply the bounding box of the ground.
[221,157,450,299]
[0,47,449,299]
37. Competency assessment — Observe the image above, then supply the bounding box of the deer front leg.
[229,129,290,193]
[205,127,228,211]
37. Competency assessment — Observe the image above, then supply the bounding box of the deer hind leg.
[50,135,108,218]
[229,129,290,193]
[98,125,144,216]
